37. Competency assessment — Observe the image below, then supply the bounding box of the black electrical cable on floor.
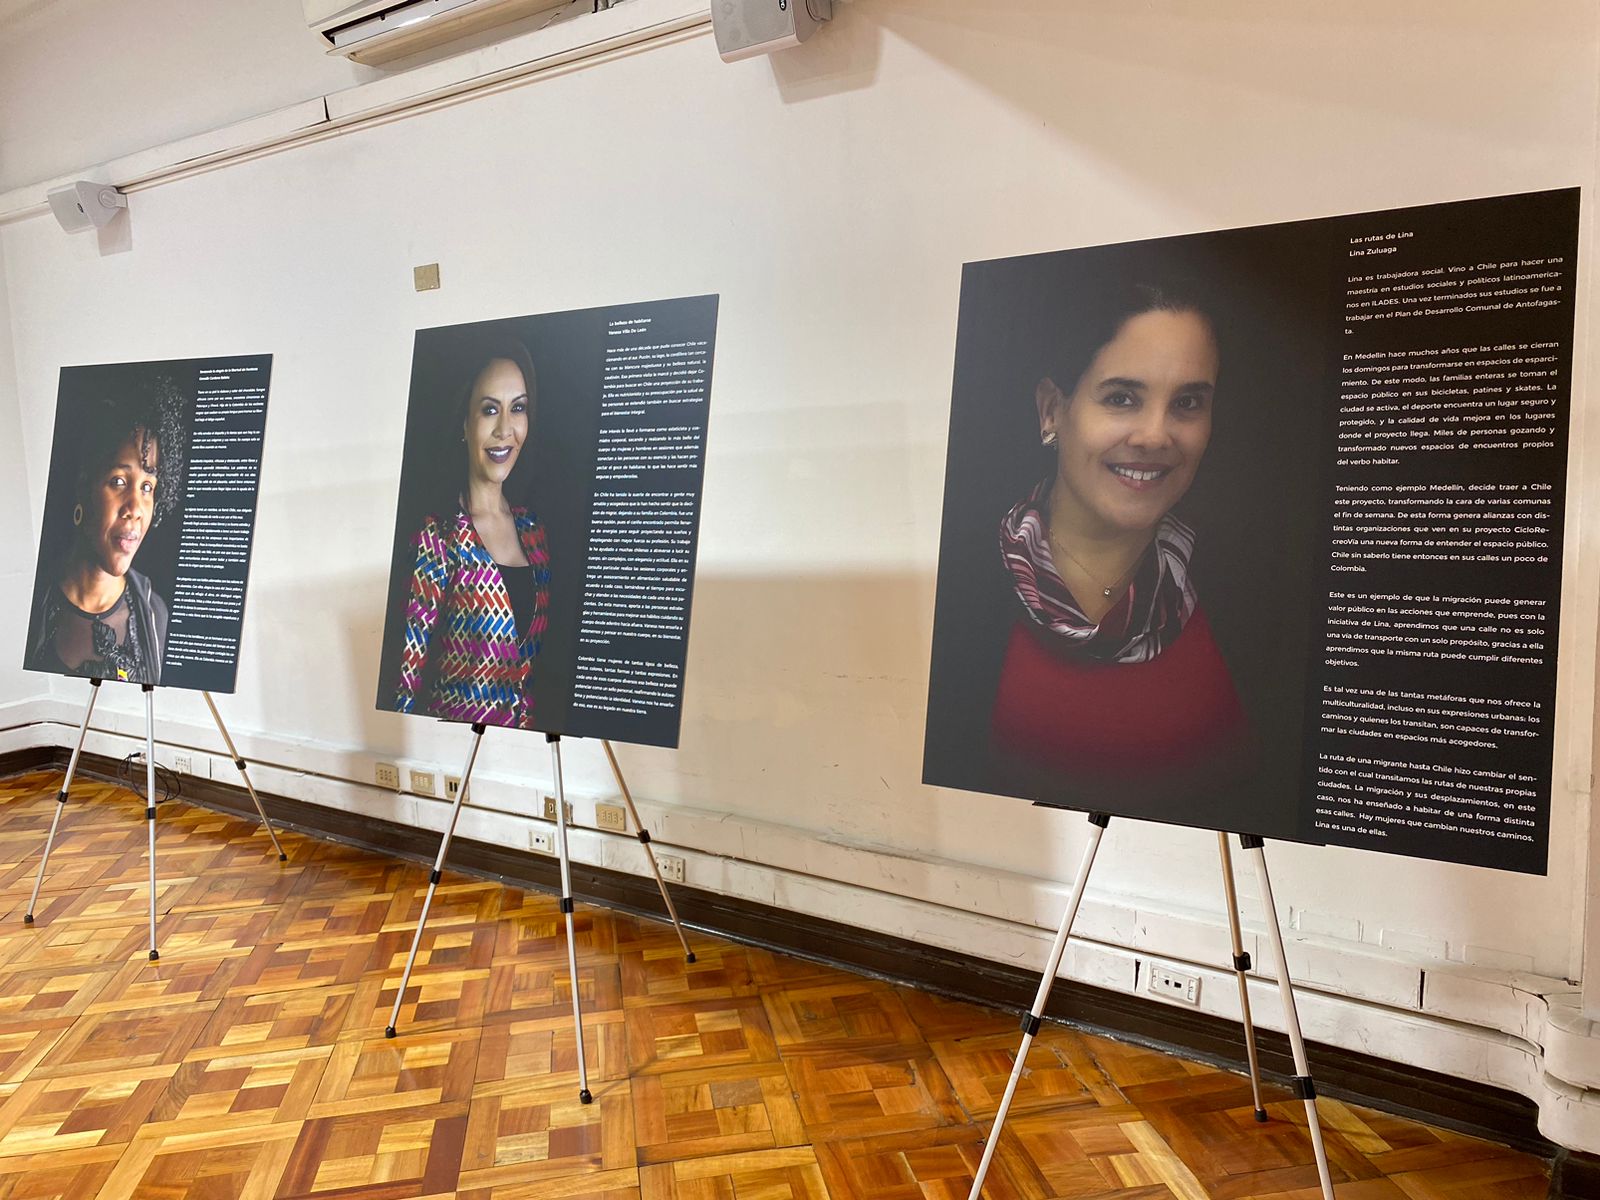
[118,753,182,805]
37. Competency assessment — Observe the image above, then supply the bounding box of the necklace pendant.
[1102,587,1113,597]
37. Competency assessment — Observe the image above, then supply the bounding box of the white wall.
[3,0,1600,1149]
[0,234,44,717]
[0,0,370,193]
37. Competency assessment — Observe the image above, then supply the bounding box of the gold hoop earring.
[72,503,83,526]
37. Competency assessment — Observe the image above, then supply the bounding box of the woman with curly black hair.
[25,376,187,685]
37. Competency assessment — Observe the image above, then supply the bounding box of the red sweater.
[990,606,1248,785]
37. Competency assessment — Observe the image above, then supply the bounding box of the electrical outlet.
[529,829,553,854]
[375,762,400,790]
[542,795,573,823]
[173,751,194,775]
[1146,963,1200,1005]
[595,804,626,833]
[658,854,685,884]
[445,775,463,800]
[408,768,437,796]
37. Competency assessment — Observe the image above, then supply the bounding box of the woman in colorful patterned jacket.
[395,341,551,728]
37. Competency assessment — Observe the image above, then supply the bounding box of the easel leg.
[202,691,287,861]
[385,722,486,1038]
[549,736,592,1102]
[25,679,101,924]
[143,684,159,961]
[601,740,694,963]
[1218,831,1267,1121]
[967,813,1109,1200]
[1241,835,1336,1200]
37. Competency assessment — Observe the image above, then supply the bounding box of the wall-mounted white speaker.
[711,0,832,62]
[46,182,127,233]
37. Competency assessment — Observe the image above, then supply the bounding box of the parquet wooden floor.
[0,769,1548,1199]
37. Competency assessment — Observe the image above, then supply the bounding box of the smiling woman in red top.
[990,280,1249,793]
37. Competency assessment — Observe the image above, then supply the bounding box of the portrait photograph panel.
[924,225,1332,841]
[23,355,273,694]
[924,190,1579,870]
[375,295,718,750]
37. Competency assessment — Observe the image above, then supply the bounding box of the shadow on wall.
[96,215,131,257]
[238,564,394,758]
[868,0,1582,214]
[674,568,934,819]
[241,449,399,754]
[0,572,47,707]
[768,0,884,103]
[315,562,939,843]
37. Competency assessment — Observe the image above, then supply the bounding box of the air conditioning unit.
[304,0,573,65]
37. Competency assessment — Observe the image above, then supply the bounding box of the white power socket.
[529,830,553,854]
[657,854,685,884]
[1146,963,1201,1005]
[173,751,194,775]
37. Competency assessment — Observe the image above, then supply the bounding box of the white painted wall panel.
[0,239,44,712]
[0,0,368,193]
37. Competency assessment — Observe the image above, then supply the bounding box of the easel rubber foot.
[1254,1108,1269,1123]
[278,853,288,862]
[685,952,696,964]
[149,950,159,961]
[579,1089,593,1105]
[384,1026,397,1039]
[22,914,33,925]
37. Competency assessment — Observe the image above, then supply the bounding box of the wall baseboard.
[0,745,1563,1176]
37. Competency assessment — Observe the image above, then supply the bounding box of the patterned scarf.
[999,479,1197,663]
